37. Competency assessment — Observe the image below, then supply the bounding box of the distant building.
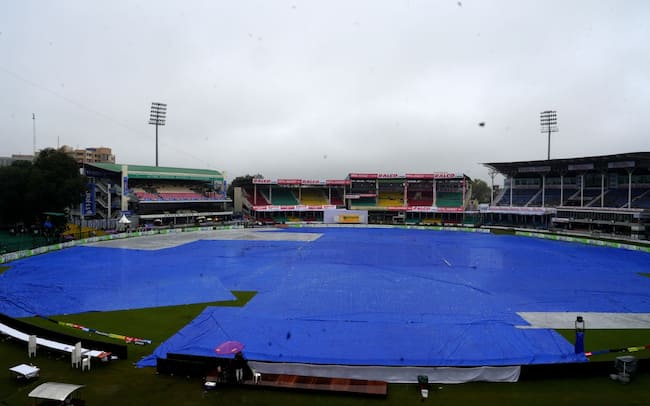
[0,154,35,167]
[61,146,115,164]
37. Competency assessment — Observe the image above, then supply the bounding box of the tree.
[0,160,32,226]
[227,174,264,200]
[0,148,85,227]
[470,178,491,204]
[28,148,86,216]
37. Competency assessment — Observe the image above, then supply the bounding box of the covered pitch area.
[1,227,649,382]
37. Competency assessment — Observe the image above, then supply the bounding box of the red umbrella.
[214,340,245,356]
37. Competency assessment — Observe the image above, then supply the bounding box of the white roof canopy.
[28,382,85,401]
[9,364,39,377]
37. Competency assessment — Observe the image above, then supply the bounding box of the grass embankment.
[2,291,650,405]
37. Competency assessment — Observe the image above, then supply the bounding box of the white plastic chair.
[251,368,261,384]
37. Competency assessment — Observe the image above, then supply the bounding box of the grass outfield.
[1,291,649,405]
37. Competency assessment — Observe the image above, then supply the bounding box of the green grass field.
[1,286,649,405]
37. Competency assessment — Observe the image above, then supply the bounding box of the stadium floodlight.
[540,110,558,160]
[148,102,167,167]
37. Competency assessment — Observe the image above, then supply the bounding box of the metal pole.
[155,123,159,167]
[107,184,112,229]
[547,127,551,160]
[32,113,36,156]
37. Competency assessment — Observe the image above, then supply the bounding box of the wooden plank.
[244,373,387,396]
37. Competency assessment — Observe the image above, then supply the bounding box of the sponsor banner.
[387,206,407,211]
[436,207,464,212]
[253,205,336,212]
[349,173,378,179]
[482,206,555,215]
[301,179,324,185]
[82,183,96,216]
[568,163,594,171]
[277,179,302,185]
[407,206,436,212]
[406,206,464,213]
[608,161,635,169]
[252,178,273,184]
[432,172,462,179]
[326,179,351,186]
[336,214,361,224]
[518,166,551,173]
[378,173,400,179]
[406,173,464,179]
[344,194,376,199]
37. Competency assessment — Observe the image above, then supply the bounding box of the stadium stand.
[436,191,463,207]
[329,189,345,207]
[406,190,434,206]
[269,187,299,205]
[377,192,403,207]
[300,189,328,205]
[80,163,232,228]
[496,188,539,206]
[350,196,377,207]
[484,152,650,240]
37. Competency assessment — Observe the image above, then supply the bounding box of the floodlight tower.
[540,110,558,160]
[148,102,167,167]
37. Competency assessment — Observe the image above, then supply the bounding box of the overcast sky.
[1,1,649,182]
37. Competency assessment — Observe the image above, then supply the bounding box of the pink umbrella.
[214,340,245,356]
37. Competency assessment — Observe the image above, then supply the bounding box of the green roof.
[88,163,223,181]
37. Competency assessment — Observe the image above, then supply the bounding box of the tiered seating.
[158,192,205,200]
[350,196,376,207]
[407,191,433,206]
[270,188,299,205]
[134,191,162,201]
[564,188,602,206]
[436,191,463,207]
[251,190,270,205]
[205,191,226,200]
[604,188,650,208]
[300,189,328,205]
[539,188,565,206]
[496,188,538,206]
[632,189,650,208]
[329,189,344,206]
[157,186,205,201]
[377,192,403,207]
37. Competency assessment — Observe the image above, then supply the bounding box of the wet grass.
[556,329,650,362]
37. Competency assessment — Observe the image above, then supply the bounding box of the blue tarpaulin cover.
[0,245,235,317]
[2,227,649,366]
[137,228,650,367]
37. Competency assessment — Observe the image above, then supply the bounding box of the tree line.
[0,148,85,233]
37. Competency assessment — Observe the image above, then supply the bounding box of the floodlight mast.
[148,102,167,167]
[540,110,558,160]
